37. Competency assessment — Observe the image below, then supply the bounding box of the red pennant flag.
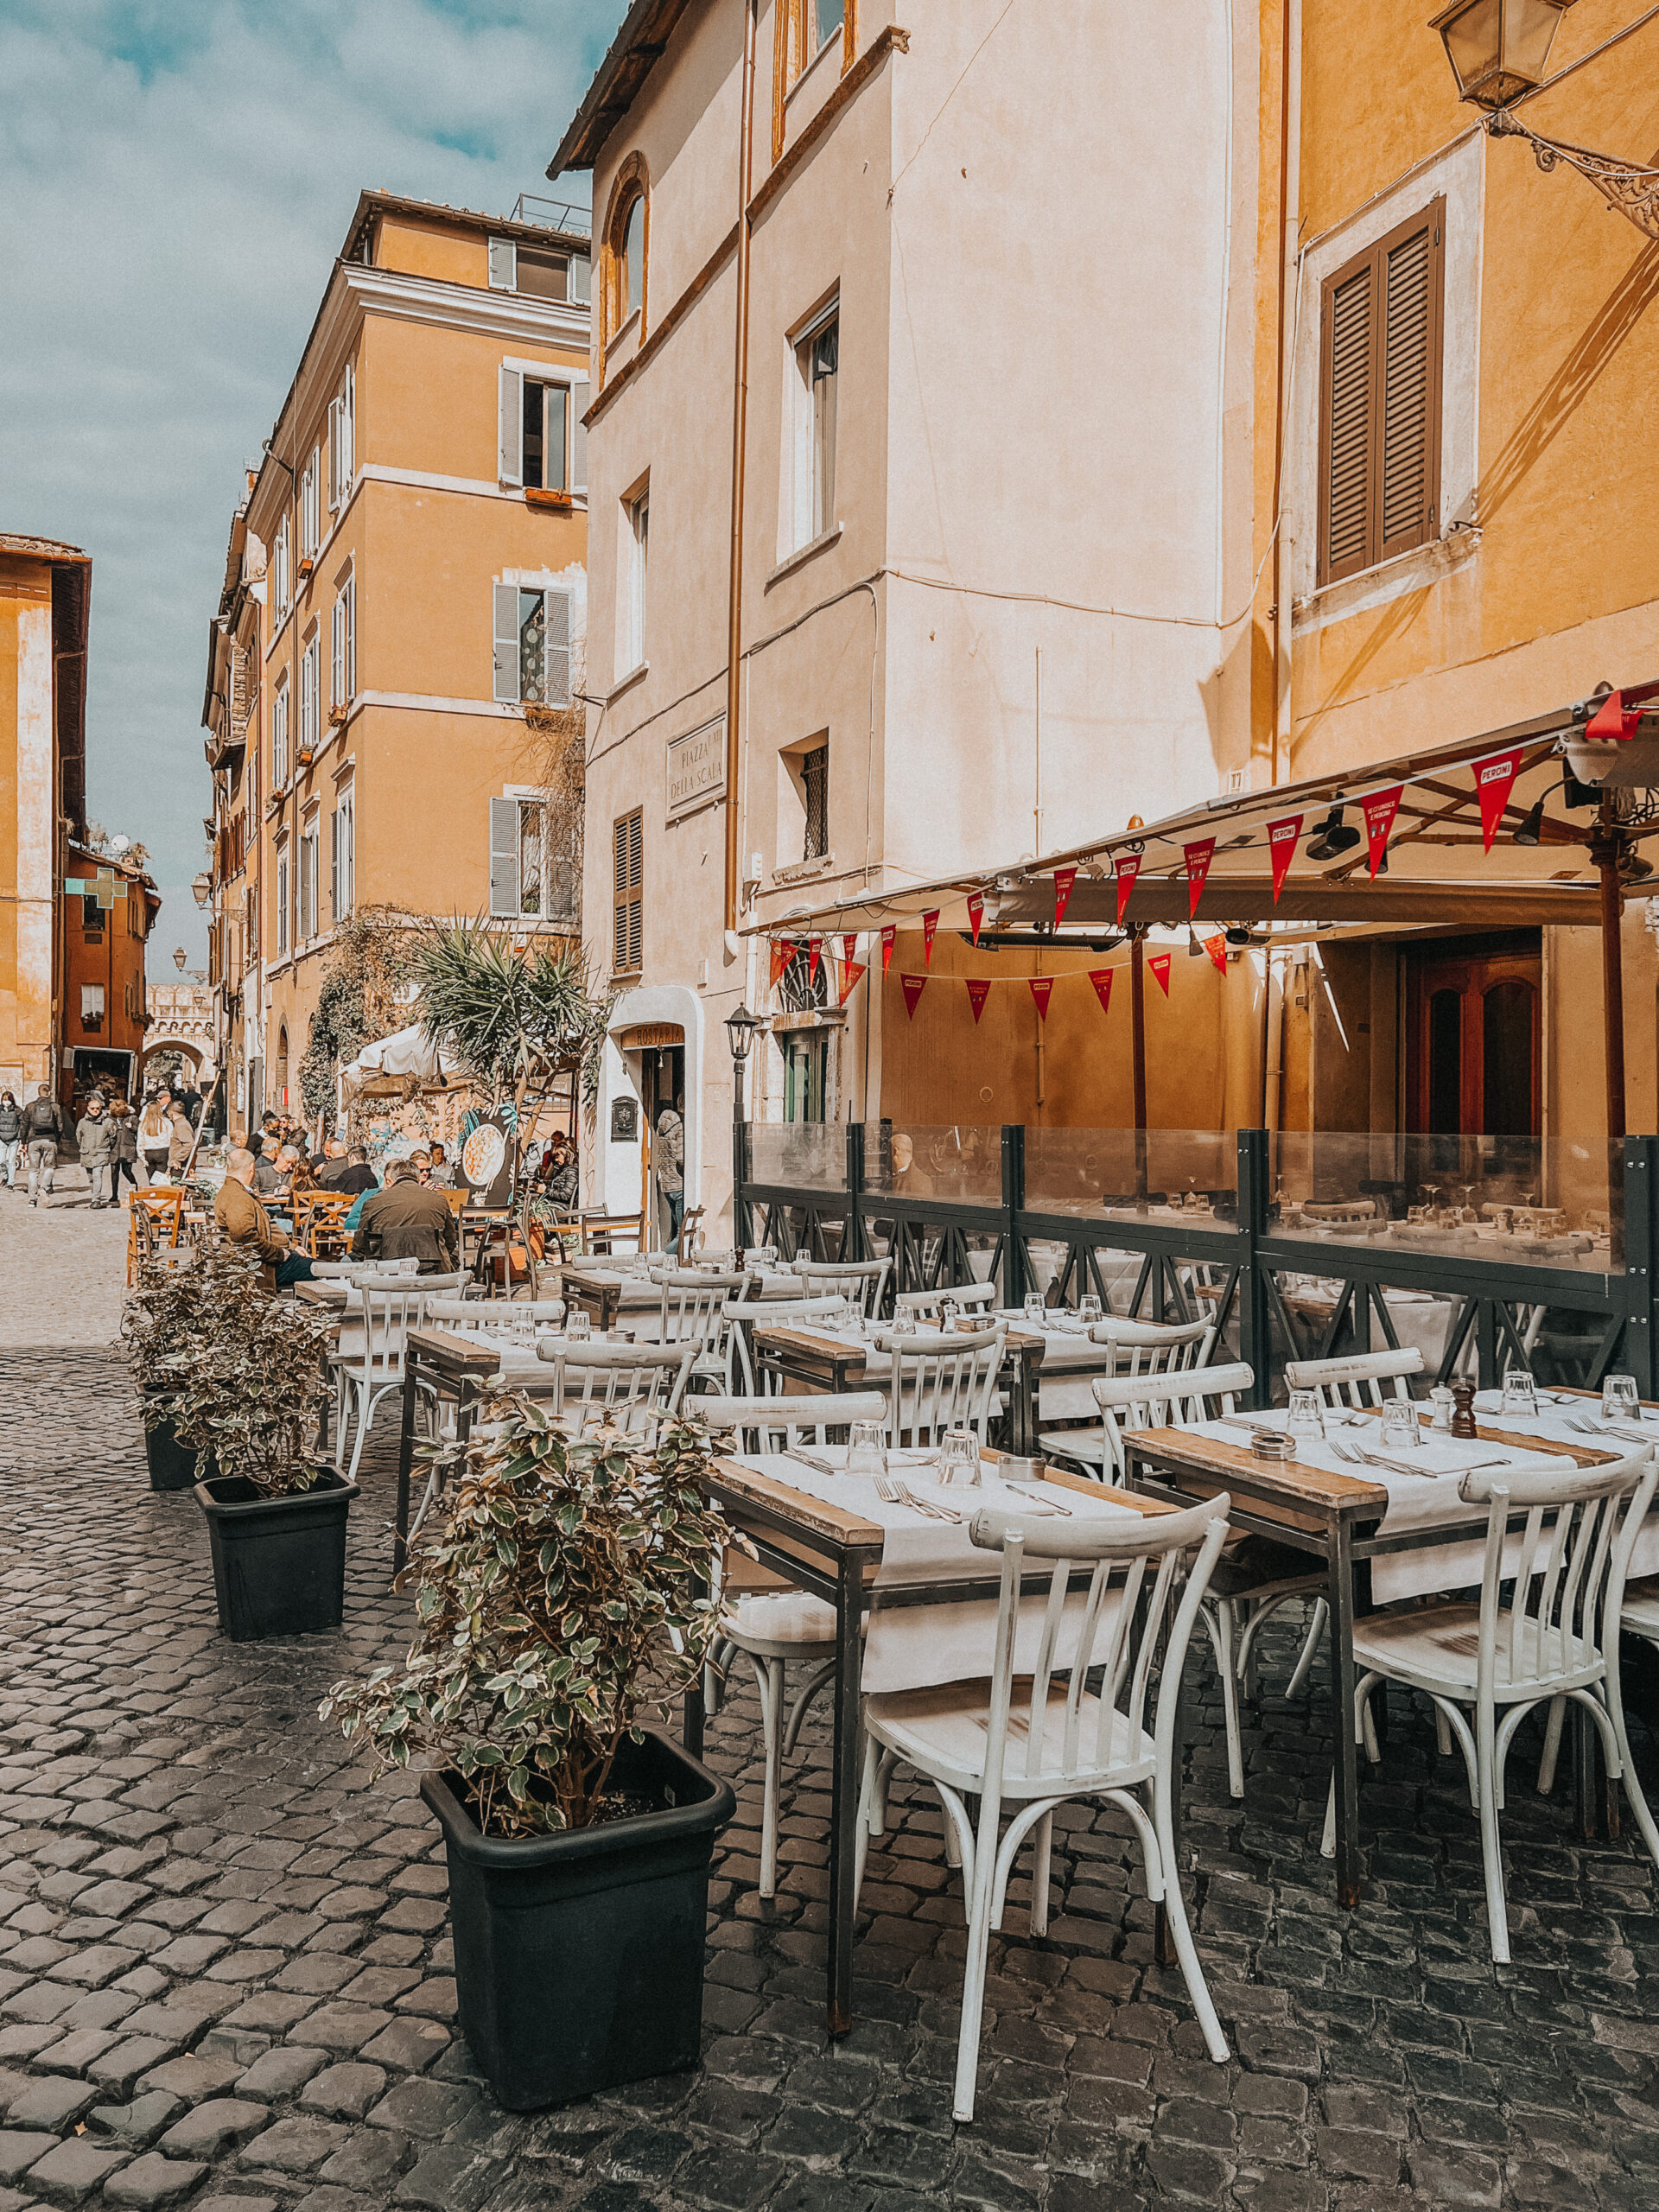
[1183,836,1216,920]
[1205,934,1229,975]
[901,972,927,1019]
[1363,785,1402,879]
[1115,850,1141,927]
[966,978,991,1024]
[837,960,867,1007]
[1148,951,1173,996]
[769,940,795,989]
[1089,969,1114,1016]
[880,924,896,974]
[966,893,984,947]
[1052,868,1077,928]
[922,911,939,965]
[1030,977,1053,1021]
[1267,813,1303,904]
[1586,680,1659,741]
[1475,748,1521,851]
[842,931,859,967]
[807,934,823,980]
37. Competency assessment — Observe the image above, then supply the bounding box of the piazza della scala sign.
[665,716,726,820]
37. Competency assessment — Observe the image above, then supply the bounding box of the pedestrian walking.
[0,1090,21,1189]
[165,1099,195,1181]
[655,1101,684,1250]
[107,1098,141,1202]
[138,1092,172,1184]
[21,1084,69,1206]
[75,1093,116,1208]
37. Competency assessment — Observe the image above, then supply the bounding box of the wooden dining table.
[1121,1401,1618,1910]
[751,1322,1056,1452]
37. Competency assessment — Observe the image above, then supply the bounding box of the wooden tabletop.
[1128,1423,1389,1513]
[404,1326,503,1376]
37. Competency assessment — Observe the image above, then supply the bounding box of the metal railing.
[734,1123,1659,1406]
[511,193,591,237]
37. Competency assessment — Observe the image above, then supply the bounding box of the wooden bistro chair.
[334,1281,427,1484]
[658,1268,751,1394]
[295,1192,354,1260]
[893,1280,999,1323]
[698,1390,890,1897]
[725,1294,853,1393]
[794,1255,893,1317]
[1036,1315,1215,1474]
[1084,1362,1324,1800]
[533,1339,696,1433]
[1322,1449,1659,1963]
[879,1323,1007,1449]
[855,1491,1233,2121]
[127,1188,183,1285]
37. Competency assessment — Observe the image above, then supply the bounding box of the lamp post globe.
[1430,0,1576,110]
[724,1003,762,1066]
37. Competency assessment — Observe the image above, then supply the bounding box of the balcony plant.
[130,1242,355,1638]
[321,1402,738,2111]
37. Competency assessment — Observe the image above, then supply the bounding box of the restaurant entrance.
[1406,931,1541,1138]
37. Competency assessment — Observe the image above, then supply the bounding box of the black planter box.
[194,1469,357,1641]
[143,1414,207,1492]
[421,1729,736,2111]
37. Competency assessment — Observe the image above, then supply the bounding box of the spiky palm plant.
[409,919,613,1126]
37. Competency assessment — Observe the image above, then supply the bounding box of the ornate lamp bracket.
[1487,108,1659,240]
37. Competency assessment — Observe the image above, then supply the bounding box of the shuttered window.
[613,809,643,974]
[489,796,520,916]
[1318,198,1445,587]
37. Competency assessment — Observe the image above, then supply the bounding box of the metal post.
[1592,810,1628,1143]
[1001,1124,1027,1310]
[1623,1137,1655,1396]
[732,1116,752,1253]
[1131,929,1149,1209]
[1237,1129,1271,1408]
[845,1118,867,1263]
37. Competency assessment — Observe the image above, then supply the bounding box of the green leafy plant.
[300,906,416,1120]
[408,921,613,1127]
[321,1407,737,1838]
[124,1243,333,1493]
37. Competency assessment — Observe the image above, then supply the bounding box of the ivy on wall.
[299,907,416,1121]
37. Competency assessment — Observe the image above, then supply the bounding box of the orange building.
[0,533,92,1104]
[60,841,160,1109]
[203,190,591,1132]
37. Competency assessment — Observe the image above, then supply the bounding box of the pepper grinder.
[1450,1379,1478,1440]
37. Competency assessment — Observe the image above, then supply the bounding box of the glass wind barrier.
[746,1121,846,1194]
[859,1124,1003,1208]
[1023,1128,1242,1230]
[1268,1131,1620,1275]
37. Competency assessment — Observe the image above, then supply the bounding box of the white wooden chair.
[697,1389,889,1896]
[1037,1316,1215,1474]
[333,1281,426,1484]
[1272,1348,1427,1699]
[535,1339,696,1431]
[894,1280,999,1321]
[877,1323,1007,1448]
[794,1255,892,1317]
[724,1295,854,1393]
[657,1268,751,1393]
[1321,1449,1659,1962]
[423,1295,567,1333]
[855,1491,1233,2120]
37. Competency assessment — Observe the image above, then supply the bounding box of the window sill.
[1294,526,1481,636]
[766,523,842,591]
[525,487,575,512]
[607,660,649,702]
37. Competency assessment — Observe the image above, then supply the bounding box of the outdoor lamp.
[1513,791,1548,845]
[1431,0,1576,110]
[1224,925,1255,948]
[172,946,188,972]
[1306,805,1361,861]
[724,1003,762,1065]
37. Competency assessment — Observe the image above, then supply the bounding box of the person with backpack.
[75,1092,116,1208]
[0,1091,21,1189]
[22,1085,69,1207]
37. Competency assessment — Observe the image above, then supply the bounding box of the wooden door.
[1408,950,1540,1136]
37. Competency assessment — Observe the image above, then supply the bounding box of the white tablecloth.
[991,1310,1122,1420]
[737,1450,1138,1692]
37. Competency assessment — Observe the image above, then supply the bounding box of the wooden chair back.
[1284,1347,1424,1408]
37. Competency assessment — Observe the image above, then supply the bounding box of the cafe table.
[751,1321,1056,1452]
[558,1264,805,1334]
[688,1451,1169,2037]
[1121,1395,1622,1908]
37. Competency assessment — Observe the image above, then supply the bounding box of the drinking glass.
[512,1306,537,1344]
[938,1429,981,1488]
[1285,1389,1325,1443]
[890,1308,917,1338]
[1604,1373,1641,1425]
[1079,1293,1103,1326]
[847,1420,887,1483]
[1501,1367,1537,1420]
[756,1245,778,1266]
[566,1308,592,1344]
[1379,1398,1421,1452]
[1023,1293,1047,1327]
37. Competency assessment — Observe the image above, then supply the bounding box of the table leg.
[1007,1349,1036,1455]
[1328,1519,1362,1909]
[392,1369,418,1583]
[826,1550,864,2038]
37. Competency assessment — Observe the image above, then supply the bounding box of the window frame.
[272,679,289,787]
[625,490,649,673]
[275,841,290,957]
[299,632,320,754]
[598,152,652,360]
[298,813,320,943]
[774,0,857,157]
[790,300,839,550]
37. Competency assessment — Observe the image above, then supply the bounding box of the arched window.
[624,194,645,321]
[599,154,651,363]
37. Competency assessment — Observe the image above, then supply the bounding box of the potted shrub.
[168,1243,355,1641]
[321,1405,738,2112]
[124,1249,220,1491]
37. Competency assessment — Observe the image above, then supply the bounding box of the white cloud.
[0,0,621,891]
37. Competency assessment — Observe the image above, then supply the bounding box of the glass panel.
[1482,979,1534,1136]
[1270,1130,1619,1274]
[1441,0,1501,91]
[816,0,846,50]
[1427,987,1461,1134]
[1023,1128,1241,1228]
[747,1122,843,1192]
[625,197,645,317]
[861,1123,1001,1206]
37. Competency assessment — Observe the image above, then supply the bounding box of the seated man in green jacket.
[351,1160,460,1275]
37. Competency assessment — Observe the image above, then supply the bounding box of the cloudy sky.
[1,0,623,962]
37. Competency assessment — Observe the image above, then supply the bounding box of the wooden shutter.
[340,362,354,486]
[546,384,569,493]
[489,797,519,917]
[572,380,589,490]
[545,589,572,707]
[345,574,356,697]
[571,252,591,304]
[488,237,517,290]
[493,582,520,702]
[613,810,643,973]
[331,595,346,705]
[499,365,523,485]
[327,399,342,512]
[330,807,340,921]
[1318,199,1444,587]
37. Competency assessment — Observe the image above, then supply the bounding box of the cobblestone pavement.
[3,1207,1659,2208]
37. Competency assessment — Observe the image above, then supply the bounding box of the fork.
[874,1469,928,1517]
[896,1478,963,1522]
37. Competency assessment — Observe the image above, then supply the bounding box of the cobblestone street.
[3,1194,1659,2209]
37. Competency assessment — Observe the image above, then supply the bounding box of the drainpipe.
[723,0,760,951]
[1270,0,1302,785]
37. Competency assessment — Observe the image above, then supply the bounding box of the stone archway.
[140,1034,207,1080]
